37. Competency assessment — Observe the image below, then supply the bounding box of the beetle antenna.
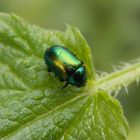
[62,82,69,89]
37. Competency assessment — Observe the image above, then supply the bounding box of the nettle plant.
[0,13,140,140]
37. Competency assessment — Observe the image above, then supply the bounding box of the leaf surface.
[0,13,129,140]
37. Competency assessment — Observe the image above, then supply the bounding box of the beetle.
[44,45,87,88]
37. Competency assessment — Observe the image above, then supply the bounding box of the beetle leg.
[59,78,65,82]
[48,68,51,72]
[62,82,69,89]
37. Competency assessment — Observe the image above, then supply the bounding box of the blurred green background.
[0,0,140,139]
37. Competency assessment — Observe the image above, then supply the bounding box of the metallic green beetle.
[44,45,87,88]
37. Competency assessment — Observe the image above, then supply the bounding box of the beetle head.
[69,66,87,87]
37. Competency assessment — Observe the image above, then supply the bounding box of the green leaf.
[128,116,140,140]
[0,13,130,140]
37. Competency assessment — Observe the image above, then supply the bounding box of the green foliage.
[1,13,140,140]
[128,116,140,140]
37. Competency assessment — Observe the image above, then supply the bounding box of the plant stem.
[94,60,140,93]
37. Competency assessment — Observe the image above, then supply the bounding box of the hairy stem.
[94,60,140,93]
